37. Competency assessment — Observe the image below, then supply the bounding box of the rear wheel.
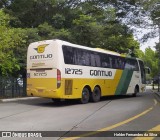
[80,88,90,104]
[91,87,101,102]
[132,87,138,97]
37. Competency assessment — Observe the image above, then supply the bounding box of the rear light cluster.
[57,69,61,88]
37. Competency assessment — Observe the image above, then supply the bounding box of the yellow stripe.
[63,107,153,140]
[133,125,160,140]
[154,99,158,106]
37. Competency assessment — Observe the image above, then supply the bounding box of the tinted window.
[62,45,125,70]
[63,46,74,64]
[101,54,110,68]
[91,52,101,67]
[125,58,139,71]
[115,57,125,69]
[63,45,101,67]
[104,55,125,69]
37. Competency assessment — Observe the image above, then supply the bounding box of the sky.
[140,37,159,52]
[134,27,159,52]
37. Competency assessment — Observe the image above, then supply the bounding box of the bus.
[27,39,147,104]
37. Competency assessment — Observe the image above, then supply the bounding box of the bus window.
[117,57,125,69]
[63,46,74,64]
[79,50,91,66]
[125,58,139,71]
[95,53,101,67]
[75,49,84,65]
[91,53,96,67]
[108,56,113,68]
[101,54,110,68]
[84,51,91,66]
[90,53,101,67]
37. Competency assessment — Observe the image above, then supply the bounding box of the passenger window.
[63,46,74,64]
[95,53,101,67]
[124,58,139,71]
[101,54,110,68]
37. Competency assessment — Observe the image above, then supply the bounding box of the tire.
[80,88,90,104]
[132,87,138,97]
[91,87,101,102]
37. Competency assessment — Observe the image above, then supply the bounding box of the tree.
[138,47,159,78]
[1,0,146,77]
[0,10,26,76]
[72,14,103,47]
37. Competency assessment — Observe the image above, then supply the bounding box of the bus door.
[138,60,146,84]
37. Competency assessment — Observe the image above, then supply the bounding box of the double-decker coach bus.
[27,39,147,104]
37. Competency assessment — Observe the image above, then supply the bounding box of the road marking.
[63,107,153,140]
[154,99,158,106]
[133,124,160,140]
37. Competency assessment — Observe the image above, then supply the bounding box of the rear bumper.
[27,88,61,98]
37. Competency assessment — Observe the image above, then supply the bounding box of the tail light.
[57,69,61,88]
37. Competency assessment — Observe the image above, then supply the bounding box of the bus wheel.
[132,87,138,97]
[91,87,101,102]
[80,88,90,104]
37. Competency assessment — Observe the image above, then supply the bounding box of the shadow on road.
[16,94,143,108]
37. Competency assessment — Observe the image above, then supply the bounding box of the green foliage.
[72,14,103,47]
[138,47,159,78]
[3,0,159,77]
[0,10,26,76]
[102,24,140,54]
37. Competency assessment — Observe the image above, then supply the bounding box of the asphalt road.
[0,89,160,140]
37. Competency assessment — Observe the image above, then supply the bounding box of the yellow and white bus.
[27,39,147,103]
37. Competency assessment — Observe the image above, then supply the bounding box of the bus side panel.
[114,70,143,95]
[59,69,123,99]
[102,69,123,96]
[126,71,142,94]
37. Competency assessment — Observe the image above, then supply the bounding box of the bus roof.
[30,39,128,57]
[57,39,124,56]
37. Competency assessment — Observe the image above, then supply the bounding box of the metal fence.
[0,77,27,99]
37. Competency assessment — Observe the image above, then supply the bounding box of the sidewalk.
[146,85,160,97]
[152,89,160,97]
[0,97,40,103]
[155,91,160,97]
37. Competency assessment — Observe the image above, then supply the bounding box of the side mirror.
[145,67,151,74]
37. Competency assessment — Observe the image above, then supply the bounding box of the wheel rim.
[81,88,89,104]
[82,91,89,101]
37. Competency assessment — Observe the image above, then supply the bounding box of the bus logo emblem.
[34,44,48,53]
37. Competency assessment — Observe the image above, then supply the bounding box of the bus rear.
[27,40,62,98]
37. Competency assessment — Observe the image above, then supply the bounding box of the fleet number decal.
[65,68,83,75]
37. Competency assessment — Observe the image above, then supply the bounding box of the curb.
[150,89,160,98]
[155,92,160,97]
[0,97,40,103]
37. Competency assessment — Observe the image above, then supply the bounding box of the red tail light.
[57,69,61,88]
